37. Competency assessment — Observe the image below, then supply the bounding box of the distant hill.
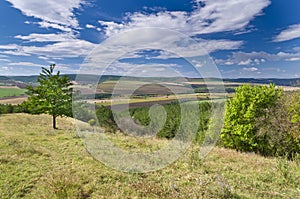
[0,76,9,81]
[2,75,300,87]
[224,78,300,87]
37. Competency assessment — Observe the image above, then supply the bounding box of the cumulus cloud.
[36,21,73,32]
[99,0,270,37]
[0,44,20,50]
[6,0,86,31]
[15,33,76,42]
[86,24,96,29]
[243,67,258,72]
[238,59,252,65]
[8,61,43,67]
[93,0,268,65]
[274,24,300,42]
[0,39,97,58]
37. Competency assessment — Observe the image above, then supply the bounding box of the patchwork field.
[0,113,299,198]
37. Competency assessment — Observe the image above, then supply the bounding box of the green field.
[0,114,299,198]
[0,88,26,98]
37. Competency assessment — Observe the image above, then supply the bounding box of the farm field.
[0,113,299,198]
[0,96,28,105]
[0,86,26,98]
[92,93,226,106]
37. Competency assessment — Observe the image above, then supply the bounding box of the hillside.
[0,114,299,198]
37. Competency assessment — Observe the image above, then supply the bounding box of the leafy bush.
[88,119,96,126]
[221,84,282,155]
[256,91,300,158]
[96,105,117,132]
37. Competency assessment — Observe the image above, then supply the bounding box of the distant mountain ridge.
[224,78,300,87]
[1,75,300,87]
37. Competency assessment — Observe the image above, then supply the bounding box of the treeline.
[0,104,28,114]
[73,100,215,141]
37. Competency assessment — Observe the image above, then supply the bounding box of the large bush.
[221,84,282,155]
[257,91,300,158]
[96,105,117,132]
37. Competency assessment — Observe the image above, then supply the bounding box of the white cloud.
[0,39,96,58]
[94,0,266,63]
[15,33,76,42]
[243,67,258,72]
[0,58,10,62]
[1,50,31,56]
[217,49,300,66]
[0,44,19,50]
[286,57,300,61]
[238,59,252,65]
[98,21,125,36]
[8,62,43,67]
[36,21,73,32]
[37,56,49,60]
[99,0,270,37]
[274,24,300,42]
[104,61,181,77]
[86,24,96,29]
[22,39,97,58]
[6,0,86,31]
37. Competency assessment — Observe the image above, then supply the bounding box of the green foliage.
[129,102,212,139]
[221,84,282,154]
[0,104,28,114]
[257,91,300,158]
[96,105,117,132]
[287,91,300,123]
[25,64,73,129]
[72,102,95,122]
[88,119,96,126]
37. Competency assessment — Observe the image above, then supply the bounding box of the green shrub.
[96,105,117,132]
[88,119,96,126]
[257,91,300,158]
[221,84,282,155]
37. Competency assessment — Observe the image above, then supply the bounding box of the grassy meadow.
[0,113,299,198]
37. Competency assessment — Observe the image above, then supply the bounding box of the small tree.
[25,64,73,129]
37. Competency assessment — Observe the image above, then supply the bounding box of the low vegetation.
[0,114,299,198]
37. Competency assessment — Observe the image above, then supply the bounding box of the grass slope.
[0,114,299,198]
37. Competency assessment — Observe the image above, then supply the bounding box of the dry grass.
[0,96,28,105]
[0,113,299,198]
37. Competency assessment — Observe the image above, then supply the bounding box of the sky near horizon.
[0,0,300,78]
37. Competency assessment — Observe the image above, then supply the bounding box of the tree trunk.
[53,115,57,129]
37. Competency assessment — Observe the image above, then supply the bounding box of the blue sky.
[0,0,300,78]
